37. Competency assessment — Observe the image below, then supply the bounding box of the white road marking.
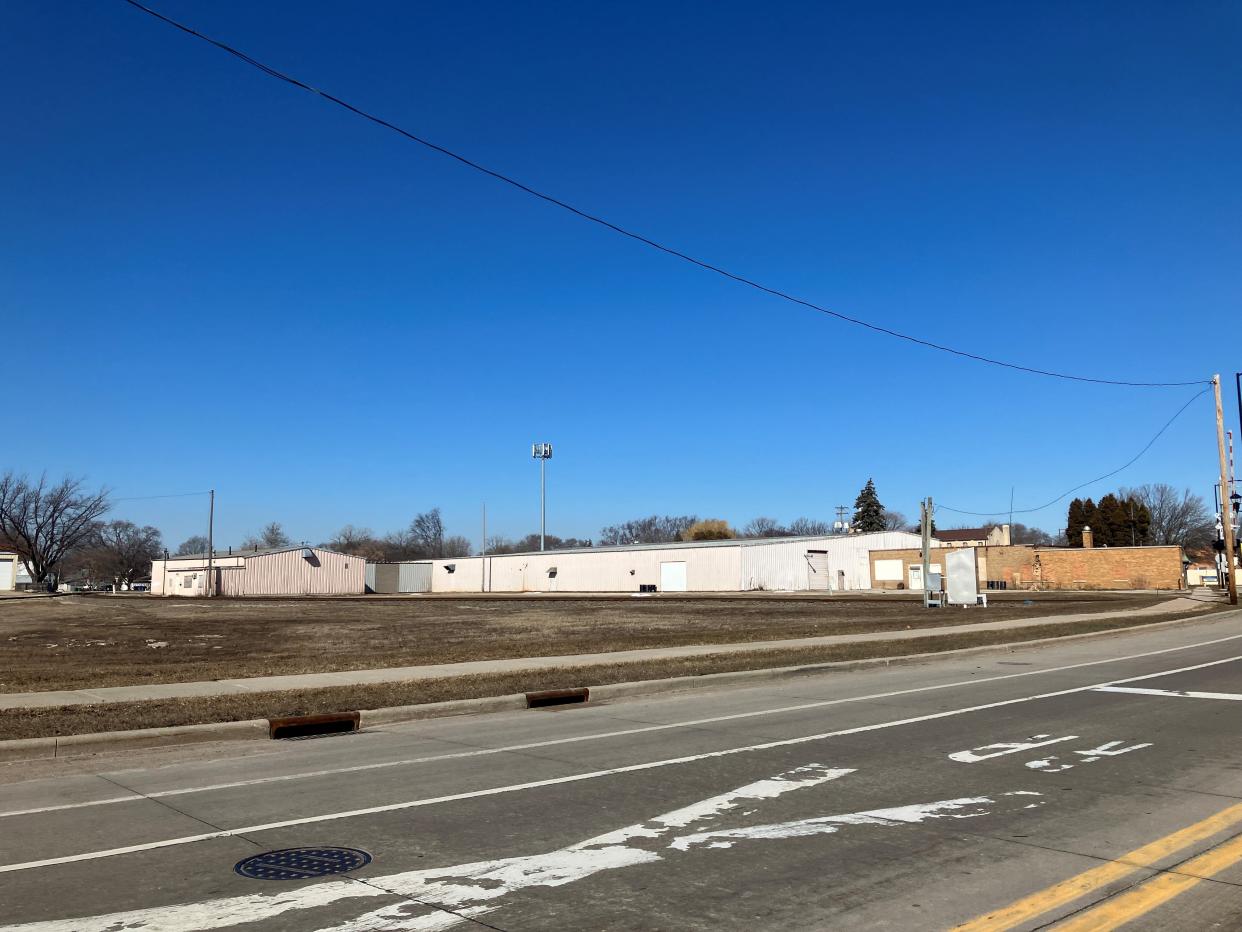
[5,626,1241,821]
[1073,739,1152,761]
[1094,685,1242,701]
[948,734,1078,763]
[1023,739,1151,771]
[0,652,1236,875]
[0,765,1038,932]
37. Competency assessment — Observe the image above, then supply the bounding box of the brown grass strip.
[0,612,1211,742]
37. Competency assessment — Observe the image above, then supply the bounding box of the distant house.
[150,546,364,597]
[936,525,1011,548]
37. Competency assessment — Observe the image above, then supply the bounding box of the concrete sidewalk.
[0,597,1218,711]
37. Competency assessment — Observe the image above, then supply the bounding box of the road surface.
[2,612,1242,930]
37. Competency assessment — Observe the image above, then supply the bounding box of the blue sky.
[4,1,1240,549]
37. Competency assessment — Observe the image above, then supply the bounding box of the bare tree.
[1008,522,1054,546]
[410,508,445,558]
[787,517,832,536]
[92,520,163,587]
[242,522,291,550]
[0,473,111,583]
[1124,484,1215,549]
[881,510,913,532]
[742,516,791,538]
[175,535,209,556]
[599,515,698,546]
[442,535,474,558]
[324,525,388,559]
[380,527,419,560]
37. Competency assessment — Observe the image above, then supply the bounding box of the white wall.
[427,532,926,593]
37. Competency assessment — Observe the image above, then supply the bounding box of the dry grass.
[0,610,1201,741]
[0,591,1171,692]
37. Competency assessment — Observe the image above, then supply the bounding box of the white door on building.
[0,560,13,590]
[908,565,922,590]
[660,561,687,592]
[806,551,830,590]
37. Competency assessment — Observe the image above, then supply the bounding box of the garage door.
[0,559,13,590]
[659,561,687,592]
[806,551,830,590]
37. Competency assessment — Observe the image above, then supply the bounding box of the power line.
[939,386,1211,518]
[112,490,211,502]
[119,0,1206,389]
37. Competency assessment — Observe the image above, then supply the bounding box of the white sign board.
[945,548,979,605]
[874,559,903,582]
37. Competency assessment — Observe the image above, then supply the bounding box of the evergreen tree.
[1095,494,1126,547]
[1066,498,1087,547]
[852,479,886,532]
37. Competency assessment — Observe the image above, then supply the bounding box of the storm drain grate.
[235,846,372,881]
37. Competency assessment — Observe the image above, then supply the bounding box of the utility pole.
[834,505,850,533]
[1213,376,1237,605]
[532,443,552,551]
[920,496,934,608]
[206,488,215,599]
[481,503,487,593]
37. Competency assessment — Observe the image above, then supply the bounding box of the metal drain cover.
[235,846,372,881]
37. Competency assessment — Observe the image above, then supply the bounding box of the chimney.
[1082,525,1094,549]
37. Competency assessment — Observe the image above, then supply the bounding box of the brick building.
[869,542,1185,591]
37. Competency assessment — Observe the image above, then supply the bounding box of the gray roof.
[472,530,925,560]
[160,545,352,562]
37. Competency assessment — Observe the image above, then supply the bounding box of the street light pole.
[531,443,553,551]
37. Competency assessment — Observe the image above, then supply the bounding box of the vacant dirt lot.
[0,591,1176,693]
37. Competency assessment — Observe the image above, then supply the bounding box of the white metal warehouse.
[151,546,365,597]
[425,531,924,593]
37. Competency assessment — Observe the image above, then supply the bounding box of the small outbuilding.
[151,546,365,597]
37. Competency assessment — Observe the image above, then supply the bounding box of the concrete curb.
[0,719,268,763]
[1,610,1236,763]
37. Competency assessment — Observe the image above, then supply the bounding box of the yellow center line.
[1052,831,1242,931]
[952,801,1242,931]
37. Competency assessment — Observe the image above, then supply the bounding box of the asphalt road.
[2,612,1242,931]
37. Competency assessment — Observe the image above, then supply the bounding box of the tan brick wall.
[1033,546,1184,590]
[869,545,1184,591]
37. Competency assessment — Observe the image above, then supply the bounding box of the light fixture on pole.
[531,442,553,551]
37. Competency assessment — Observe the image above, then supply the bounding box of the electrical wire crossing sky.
[5,0,1239,546]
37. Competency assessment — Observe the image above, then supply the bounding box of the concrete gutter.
[1,610,1236,764]
[0,719,268,763]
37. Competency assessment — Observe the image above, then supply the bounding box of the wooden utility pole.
[206,489,215,598]
[1213,376,1237,605]
[921,496,934,608]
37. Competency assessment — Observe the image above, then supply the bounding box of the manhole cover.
[235,847,372,881]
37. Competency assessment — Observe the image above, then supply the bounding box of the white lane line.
[5,626,1242,821]
[1094,685,1242,701]
[1,651,1239,875]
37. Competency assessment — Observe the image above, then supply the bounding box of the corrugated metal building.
[151,546,364,597]
[426,531,924,593]
[366,561,433,594]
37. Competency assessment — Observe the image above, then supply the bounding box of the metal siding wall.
[398,562,432,592]
[241,548,365,596]
[739,533,926,591]
[429,557,484,592]
[434,546,741,592]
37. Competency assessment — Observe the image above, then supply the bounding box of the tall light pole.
[532,443,552,551]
